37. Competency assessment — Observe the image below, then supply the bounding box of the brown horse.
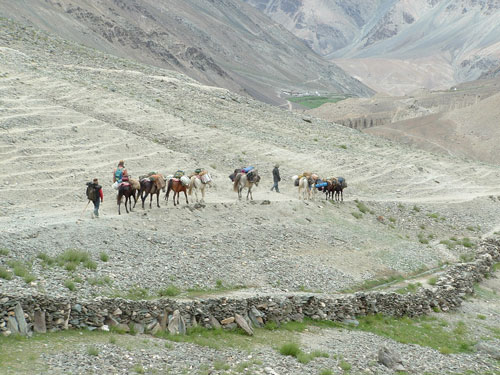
[165,178,189,206]
[138,174,166,209]
[117,183,135,215]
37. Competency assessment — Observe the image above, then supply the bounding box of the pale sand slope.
[366,91,500,164]
[1,19,500,298]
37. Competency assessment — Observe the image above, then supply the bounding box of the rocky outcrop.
[1,239,499,337]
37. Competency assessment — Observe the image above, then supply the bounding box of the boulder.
[167,310,186,335]
[34,310,46,333]
[209,315,222,329]
[7,316,19,335]
[235,313,253,336]
[14,303,28,336]
[378,346,405,371]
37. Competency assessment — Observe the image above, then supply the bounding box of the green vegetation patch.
[288,95,348,109]
[354,314,475,354]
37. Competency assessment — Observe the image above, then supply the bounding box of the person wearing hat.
[270,164,281,193]
[113,160,128,184]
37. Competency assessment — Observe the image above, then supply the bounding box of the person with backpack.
[86,178,103,218]
[271,164,281,193]
[113,160,128,184]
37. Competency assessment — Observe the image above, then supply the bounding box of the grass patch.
[132,364,145,374]
[319,370,334,375]
[279,342,301,357]
[343,274,404,292]
[459,253,475,263]
[158,285,181,297]
[339,359,352,371]
[0,248,9,256]
[351,212,362,219]
[0,266,12,280]
[86,345,99,356]
[428,277,438,285]
[99,252,109,262]
[288,94,348,109]
[88,276,112,286]
[418,232,429,244]
[83,260,97,270]
[460,238,475,248]
[354,314,475,354]
[439,239,455,249]
[355,200,369,214]
[394,282,421,294]
[412,205,421,212]
[389,217,396,223]
[64,280,76,291]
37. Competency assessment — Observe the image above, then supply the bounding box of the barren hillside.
[1,17,500,375]
[308,77,500,164]
[0,0,373,105]
[243,0,500,95]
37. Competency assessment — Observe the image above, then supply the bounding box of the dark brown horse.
[117,182,137,215]
[165,178,189,206]
[138,174,166,209]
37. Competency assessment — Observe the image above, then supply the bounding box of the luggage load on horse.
[337,177,347,188]
[193,168,212,184]
[180,175,190,186]
[316,182,328,189]
[242,166,254,174]
[246,169,258,183]
[292,175,299,187]
[174,170,184,179]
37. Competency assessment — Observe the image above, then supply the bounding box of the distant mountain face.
[243,0,500,94]
[0,0,373,104]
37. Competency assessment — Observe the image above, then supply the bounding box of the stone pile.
[1,239,499,337]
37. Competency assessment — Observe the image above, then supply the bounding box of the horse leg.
[156,192,161,208]
[184,190,188,204]
[173,191,177,206]
[125,196,129,214]
[201,187,205,203]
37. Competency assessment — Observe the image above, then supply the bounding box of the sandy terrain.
[1,17,500,375]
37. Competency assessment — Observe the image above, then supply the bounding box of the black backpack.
[86,182,100,201]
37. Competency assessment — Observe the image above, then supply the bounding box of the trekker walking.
[270,164,281,193]
[87,178,103,218]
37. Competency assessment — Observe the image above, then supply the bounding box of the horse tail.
[188,177,194,195]
[166,179,172,200]
[233,173,241,192]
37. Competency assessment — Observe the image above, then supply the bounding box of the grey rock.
[378,346,405,371]
[7,316,19,334]
[34,310,46,333]
[235,313,253,336]
[14,303,28,336]
[475,341,500,359]
[209,315,222,329]
[167,310,186,335]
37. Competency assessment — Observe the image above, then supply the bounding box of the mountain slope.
[243,0,500,94]
[0,0,373,105]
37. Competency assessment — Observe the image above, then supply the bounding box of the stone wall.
[1,239,499,336]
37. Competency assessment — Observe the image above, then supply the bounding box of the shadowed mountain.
[0,0,373,104]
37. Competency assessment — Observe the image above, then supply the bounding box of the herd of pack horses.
[116,168,347,215]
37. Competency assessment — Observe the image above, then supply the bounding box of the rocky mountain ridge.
[0,0,373,105]
[243,0,500,94]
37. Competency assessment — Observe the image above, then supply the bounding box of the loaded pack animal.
[295,173,319,200]
[188,171,212,203]
[233,170,260,200]
[165,175,190,206]
[116,177,141,214]
[138,174,166,209]
[332,177,347,202]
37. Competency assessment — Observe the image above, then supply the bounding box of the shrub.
[279,342,301,357]
[339,360,352,371]
[87,345,99,356]
[64,280,76,291]
[0,266,12,280]
[356,201,369,214]
[84,260,97,270]
[158,285,181,297]
[351,212,362,219]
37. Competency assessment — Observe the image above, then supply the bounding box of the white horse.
[297,177,312,200]
[233,172,260,200]
[188,175,212,203]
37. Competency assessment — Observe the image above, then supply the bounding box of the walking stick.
[78,200,91,221]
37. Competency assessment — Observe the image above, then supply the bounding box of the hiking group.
[84,161,346,216]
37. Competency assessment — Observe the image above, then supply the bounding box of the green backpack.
[86,183,100,201]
